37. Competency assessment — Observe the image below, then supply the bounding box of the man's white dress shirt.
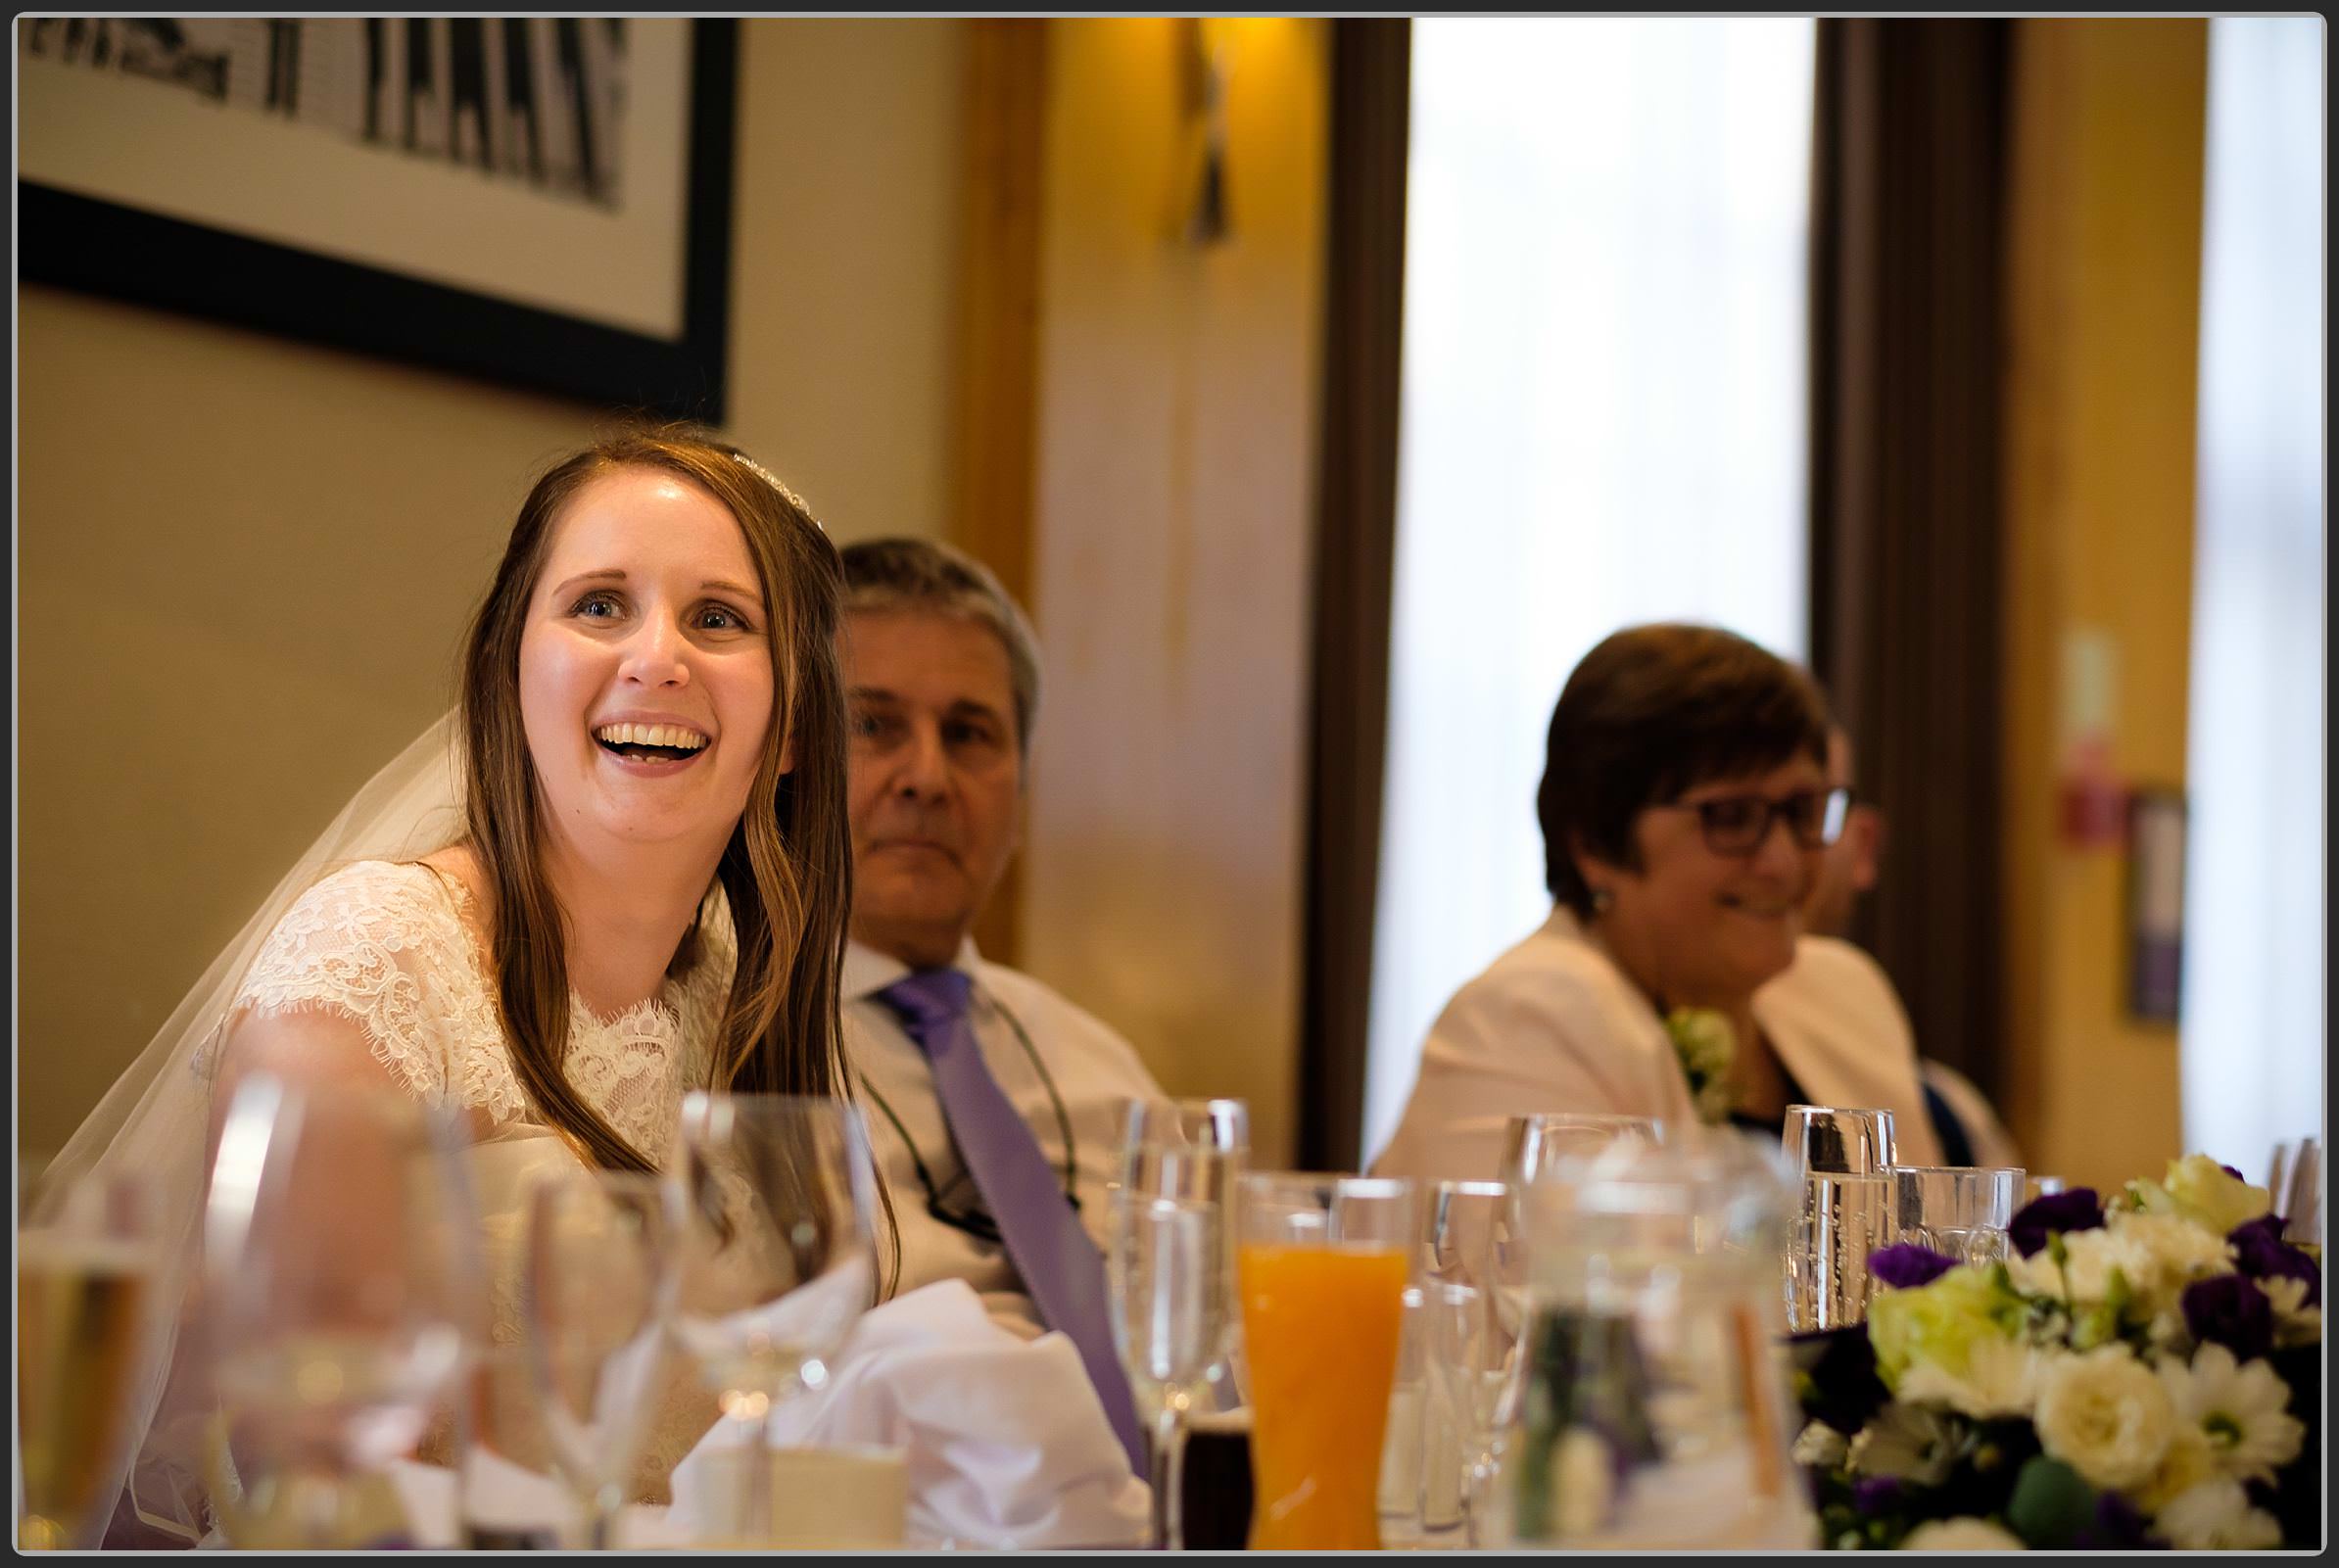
[842,937,1166,1339]
[1370,904,1944,1182]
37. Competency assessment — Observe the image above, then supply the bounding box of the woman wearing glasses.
[1371,623,1944,1181]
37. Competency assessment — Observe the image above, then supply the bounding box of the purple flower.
[2220,1164,2246,1180]
[2076,1492,2169,1550]
[1869,1243,1958,1290]
[2182,1273,2276,1361]
[2228,1213,2322,1307]
[2008,1187,2105,1259]
[1851,1476,1904,1517]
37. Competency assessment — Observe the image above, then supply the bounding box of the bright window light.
[1365,19,1818,1163]
[2178,18,2325,1180]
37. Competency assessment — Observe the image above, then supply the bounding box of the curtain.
[1807,19,2014,1100]
[1297,19,1410,1171]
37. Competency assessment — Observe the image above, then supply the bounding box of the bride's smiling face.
[517,466,780,853]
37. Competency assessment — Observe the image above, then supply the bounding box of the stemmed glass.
[668,1093,879,1547]
[1105,1192,1225,1550]
[200,1074,484,1548]
[519,1168,686,1549]
[16,1169,166,1550]
[1502,1114,1663,1185]
[1113,1097,1246,1550]
[1418,1179,1528,1546]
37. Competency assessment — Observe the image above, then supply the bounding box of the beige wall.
[1016,19,1330,1168]
[2000,20,2208,1193]
[18,20,969,1156]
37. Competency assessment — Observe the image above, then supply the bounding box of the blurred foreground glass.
[1500,1137,1810,1549]
[1106,1193,1224,1550]
[1501,1114,1663,1185]
[521,1169,685,1549]
[1236,1173,1416,1550]
[200,1075,483,1548]
[17,1170,165,1549]
[1781,1107,1896,1331]
[1893,1166,2024,1266]
[669,1093,879,1547]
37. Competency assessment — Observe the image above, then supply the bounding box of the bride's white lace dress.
[223,857,735,1503]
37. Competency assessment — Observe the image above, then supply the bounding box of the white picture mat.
[16,21,693,340]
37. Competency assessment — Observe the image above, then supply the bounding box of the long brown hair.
[457,426,854,1171]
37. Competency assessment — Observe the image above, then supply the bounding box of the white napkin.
[384,1448,692,1550]
[669,1279,1151,1549]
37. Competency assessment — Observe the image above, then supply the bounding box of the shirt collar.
[843,934,987,1004]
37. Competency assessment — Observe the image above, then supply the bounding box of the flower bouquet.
[1789,1155,2321,1550]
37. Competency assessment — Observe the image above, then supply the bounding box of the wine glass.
[668,1093,879,1547]
[1105,1191,1224,1550]
[199,1074,484,1547]
[1418,1179,1527,1546]
[519,1168,686,1549]
[1501,1114,1663,1184]
[17,1168,166,1550]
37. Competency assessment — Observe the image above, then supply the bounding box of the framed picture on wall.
[2125,785,2187,1026]
[18,18,738,421]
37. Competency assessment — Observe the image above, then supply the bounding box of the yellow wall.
[2001,19,2208,1192]
[1015,19,1330,1167]
[17,20,969,1157]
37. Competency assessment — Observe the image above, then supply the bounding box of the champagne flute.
[668,1093,879,1546]
[17,1169,164,1550]
[1106,1192,1224,1550]
[1119,1098,1248,1403]
[1418,1179,1527,1546]
[520,1169,685,1549]
[200,1074,484,1548]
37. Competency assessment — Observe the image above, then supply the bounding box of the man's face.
[843,608,1024,967]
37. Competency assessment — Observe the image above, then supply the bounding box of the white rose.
[2104,1212,2236,1313]
[2006,1225,2127,1303]
[2033,1345,2177,1491]
[1896,1335,2041,1419]
[2155,1476,2284,1550]
[1900,1516,2025,1550]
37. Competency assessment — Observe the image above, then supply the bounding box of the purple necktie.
[879,969,1147,1473]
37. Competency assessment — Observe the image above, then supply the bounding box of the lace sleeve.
[222,860,493,1103]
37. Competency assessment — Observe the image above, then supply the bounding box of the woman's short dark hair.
[1536,623,1831,916]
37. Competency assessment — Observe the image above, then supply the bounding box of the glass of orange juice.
[1236,1173,1417,1550]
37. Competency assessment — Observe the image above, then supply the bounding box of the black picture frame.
[18,19,739,423]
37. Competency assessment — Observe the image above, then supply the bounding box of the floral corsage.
[1663,1006,1739,1125]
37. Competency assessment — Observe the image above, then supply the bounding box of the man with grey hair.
[836,536,1159,1473]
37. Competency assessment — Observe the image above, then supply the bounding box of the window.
[1365,19,1819,1160]
[2178,18,2324,1174]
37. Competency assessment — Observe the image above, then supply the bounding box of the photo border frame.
[18,19,739,423]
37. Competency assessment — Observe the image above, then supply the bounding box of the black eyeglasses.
[1657,785,1851,856]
